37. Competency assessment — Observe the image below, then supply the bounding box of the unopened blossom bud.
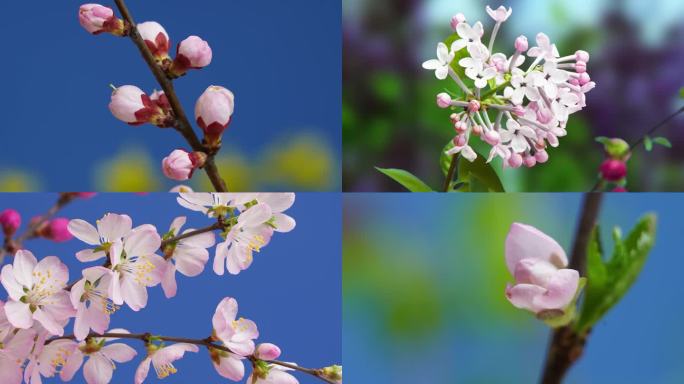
[137,21,170,60]
[471,124,483,136]
[436,93,452,109]
[42,218,73,242]
[109,85,174,127]
[74,192,97,199]
[0,209,21,237]
[574,61,587,73]
[600,159,627,182]
[486,5,512,22]
[535,150,549,163]
[514,35,528,52]
[195,86,235,148]
[321,365,343,383]
[484,130,500,145]
[450,13,466,31]
[512,105,526,117]
[78,4,125,36]
[578,72,591,86]
[450,113,461,123]
[454,134,467,147]
[454,121,468,133]
[523,154,537,168]
[170,36,213,77]
[575,50,590,63]
[162,149,207,181]
[508,152,523,168]
[254,343,281,361]
[467,100,480,113]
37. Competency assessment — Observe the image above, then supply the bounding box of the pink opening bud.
[255,343,281,361]
[109,85,173,127]
[44,218,73,242]
[195,86,235,148]
[575,50,590,63]
[600,159,627,182]
[454,134,467,147]
[471,124,483,136]
[523,154,537,168]
[484,130,500,146]
[535,150,549,163]
[162,149,206,181]
[467,100,480,113]
[171,36,213,76]
[578,72,591,86]
[514,35,528,52]
[568,77,580,86]
[79,4,125,36]
[0,209,21,237]
[137,21,170,59]
[574,61,587,73]
[486,5,512,22]
[508,153,523,168]
[436,93,452,109]
[450,13,466,31]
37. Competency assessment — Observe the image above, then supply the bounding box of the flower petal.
[505,223,567,274]
[97,213,132,242]
[68,219,101,245]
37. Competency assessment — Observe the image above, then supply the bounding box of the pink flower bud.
[535,150,549,163]
[467,100,480,113]
[514,35,528,52]
[508,153,523,168]
[162,149,206,181]
[255,343,281,360]
[171,36,213,76]
[575,50,590,63]
[450,113,460,123]
[454,134,467,147]
[454,121,468,133]
[195,86,235,148]
[44,218,73,242]
[450,13,466,31]
[471,124,483,136]
[578,72,591,86]
[484,130,500,145]
[568,77,580,86]
[0,209,21,237]
[574,61,587,73]
[436,93,452,109]
[109,86,173,127]
[137,21,170,59]
[523,154,537,168]
[79,4,125,36]
[512,105,526,117]
[600,159,627,182]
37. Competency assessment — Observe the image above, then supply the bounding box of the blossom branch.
[539,192,603,384]
[112,0,228,192]
[47,331,337,383]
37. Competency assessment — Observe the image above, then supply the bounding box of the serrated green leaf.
[456,153,505,192]
[653,137,672,148]
[576,215,656,333]
[375,167,434,192]
[644,136,653,151]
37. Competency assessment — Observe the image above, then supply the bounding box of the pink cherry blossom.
[137,21,170,59]
[212,297,259,356]
[70,266,117,340]
[505,223,579,314]
[0,328,35,384]
[108,85,155,125]
[172,36,213,75]
[232,193,297,233]
[135,343,199,383]
[161,216,214,298]
[209,347,245,381]
[1,250,74,336]
[78,4,124,36]
[68,213,133,262]
[162,149,206,181]
[248,364,299,384]
[195,86,235,147]
[0,209,21,236]
[255,343,282,360]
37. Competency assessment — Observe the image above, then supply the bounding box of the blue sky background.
[0,1,341,191]
[344,193,684,383]
[0,193,341,383]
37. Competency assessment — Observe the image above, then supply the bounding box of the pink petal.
[61,349,84,381]
[76,249,107,262]
[238,203,272,226]
[97,213,132,241]
[534,269,580,310]
[134,357,152,384]
[4,301,33,329]
[213,241,228,276]
[85,354,115,384]
[272,213,296,233]
[505,223,567,275]
[33,307,64,336]
[68,219,101,245]
[13,250,37,287]
[179,229,215,248]
[213,355,245,381]
[505,283,546,313]
[1,266,25,301]
[101,343,137,363]
[173,246,208,277]
[257,193,295,212]
[161,262,178,298]
[121,276,148,311]
[34,256,69,286]
[169,216,187,235]
[124,225,161,256]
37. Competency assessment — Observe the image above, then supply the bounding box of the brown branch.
[113,0,228,192]
[47,332,337,383]
[442,154,459,192]
[539,193,603,384]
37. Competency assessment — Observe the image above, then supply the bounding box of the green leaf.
[456,152,505,192]
[594,136,610,144]
[653,137,672,148]
[375,167,434,192]
[644,136,653,151]
[576,215,657,333]
[680,87,684,99]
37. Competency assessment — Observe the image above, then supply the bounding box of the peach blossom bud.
[508,153,523,168]
[467,100,480,113]
[109,85,154,125]
[574,61,587,73]
[436,93,452,109]
[600,159,627,182]
[514,35,528,52]
[255,343,281,360]
[575,50,590,63]
[450,113,460,123]
[535,150,549,163]
[79,4,125,36]
[0,209,21,237]
[450,13,466,31]
[195,86,235,147]
[162,149,206,181]
[44,218,73,242]
[523,154,537,168]
[171,36,213,76]
[471,124,483,136]
[484,130,500,145]
[138,21,170,59]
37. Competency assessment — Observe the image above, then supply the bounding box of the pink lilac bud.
[454,121,468,133]
[575,50,590,63]
[535,150,549,163]
[574,61,587,73]
[536,108,553,124]
[484,130,500,146]
[568,77,580,86]
[454,135,467,147]
[162,149,207,181]
[578,72,591,86]
[514,35,528,52]
[523,154,537,168]
[467,100,480,113]
[471,124,483,136]
[255,343,281,361]
[450,113,460,123]
[600,159,627,181]
[137,21,170,60]
[171,36,213,77]
[450,13,466,31]
[195,86,235,148]
[109,85,173,127]
[44,218,73,242]
[508,153,523,168]
[0,209,21,237]
[512,105,526,117]
[436,93,452,109]
[78,4,125,36]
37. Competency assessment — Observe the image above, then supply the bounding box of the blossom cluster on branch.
[0,193,342,384]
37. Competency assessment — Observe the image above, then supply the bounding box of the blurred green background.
[343,193,684,382]
[343,0,684,191]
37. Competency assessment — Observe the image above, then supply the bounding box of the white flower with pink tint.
[68,213,133,262]
[135,342,199,383]
[137,21,170,60]
[505,223,580,317]
[422,42,454,80]
[209,347,245,381]
[70,266,117,340]
[485,5,512,22]
[171,36,213,76]
[195,86,235,147]
[212,297,259,356]
[214,203,273,275]
[0,328,35,384]
[450,21,485,52]
[162,149,206,181]
[78,4,125,36]
[248,364,299,384]
[1,250,74,336]
[160,216,214,298]
[232,193,297,233]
